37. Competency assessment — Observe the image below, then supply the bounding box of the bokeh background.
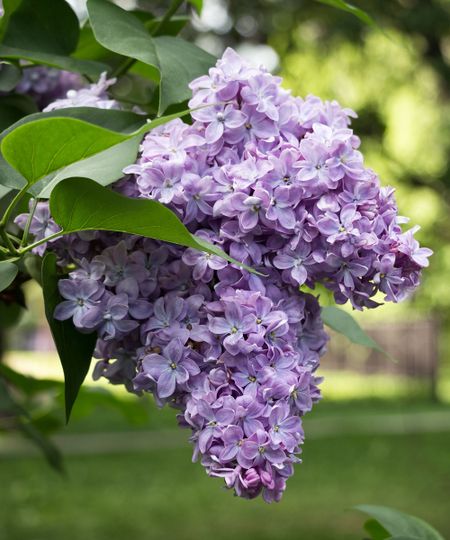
[1,1,449,539]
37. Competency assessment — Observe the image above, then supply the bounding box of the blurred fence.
[7,317,441,399]
[325,318,440,399]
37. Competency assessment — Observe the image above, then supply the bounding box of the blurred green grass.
[2,352,449,539]
[1,395,449,540]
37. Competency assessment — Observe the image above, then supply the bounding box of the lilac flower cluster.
[15,66,82,109]
[43,72,119,111]
[16,48,431,502]
[46,234,327,502]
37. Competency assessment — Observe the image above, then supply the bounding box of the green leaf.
[187,0,203,13]
[41,252,97,422]
[0,0,105,78]
[0,93,38,131]
[49,177,257,272]
[314,0,376,26]
[147,15,190,37]
[0,107,193,194]
[354,506,445,540]
[0,260,18,292]
[87,0,216,113]
[0,61,21,91]
[87,0,159,75]
[364,518,391,540]
[0,46,107,79]
[153,36,215,114]
[321,306,385,353]
[36,135,142,198]
[1,0,79,55]
[1,117,130,185]
[0,185,12,201]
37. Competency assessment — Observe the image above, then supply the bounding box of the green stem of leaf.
[19,231,66,255]
[0,185,28,230]
[151,0,185,36]
[0,185,30,256]
[0,227,18,256]
[20,198,39,248]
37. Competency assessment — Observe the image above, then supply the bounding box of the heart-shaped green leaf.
[355,506,445,540]
[0,107,196,194]
[42,252,97,422]
[321,306,386,354]
[37,135,142,198]
[0,107,146,191]
[0,260,18,292]
[1,117,130,185]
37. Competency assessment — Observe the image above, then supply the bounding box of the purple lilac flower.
[54,279,103,327]
[140,339,200,399]
[43,72,119,111]
[15,47,431,503]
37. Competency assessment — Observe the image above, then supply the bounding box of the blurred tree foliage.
[193,0,450,320]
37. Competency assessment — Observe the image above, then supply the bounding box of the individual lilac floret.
[138,339,200,398]
[54,279,104,328]
[44,72,120,111]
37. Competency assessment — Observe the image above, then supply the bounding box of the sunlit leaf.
[0,107,193,194]
[42,253,97,422]
[1,117,130,185]
[37,135,142,198]
[187,0,203,13]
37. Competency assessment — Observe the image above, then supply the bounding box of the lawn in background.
[1,352,449,540]
[1,399,449,540]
